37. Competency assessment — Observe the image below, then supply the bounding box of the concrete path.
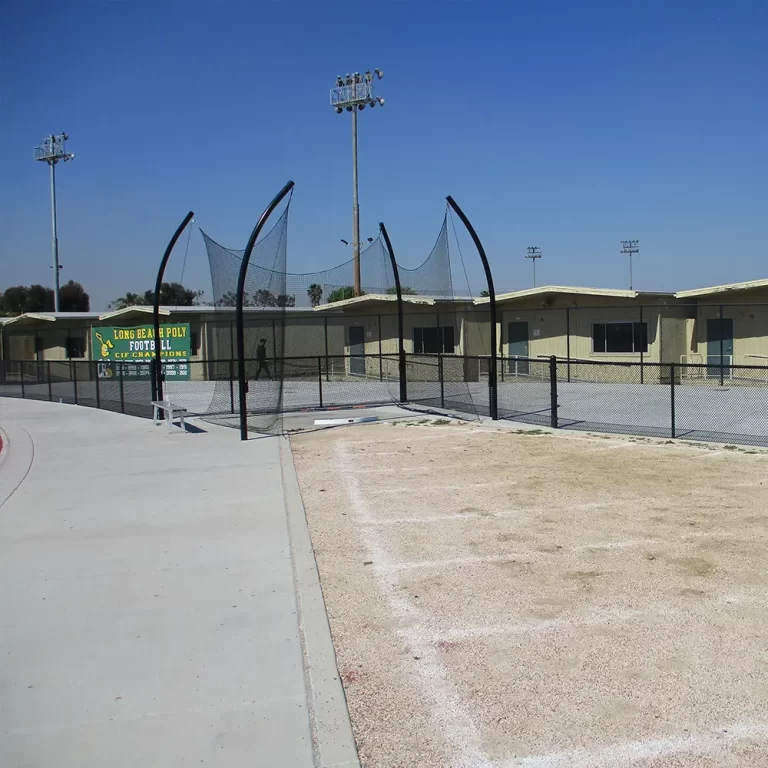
[0,398,357,768]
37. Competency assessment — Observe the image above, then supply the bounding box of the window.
[413,326,455,354]
[191,331,200,356]
[592,322,647,353]
[65,336,86,359]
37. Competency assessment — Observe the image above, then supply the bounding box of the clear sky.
[3,0,766,310]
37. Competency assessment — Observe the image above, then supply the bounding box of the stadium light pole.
[526,246,542,288]
[330,69,384,296]
[34,133,75,312]
[620,239,639,290]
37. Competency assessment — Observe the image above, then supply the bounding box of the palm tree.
[307,283,323,307]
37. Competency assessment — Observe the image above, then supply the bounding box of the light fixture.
[329,67,386,296]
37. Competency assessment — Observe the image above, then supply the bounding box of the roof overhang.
[312,294,436,311]
[676,278,768,299]
[1,313,57,327]
[98,306,171,321]
[474,286,667,305]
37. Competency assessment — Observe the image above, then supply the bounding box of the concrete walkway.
[0,398,357,768]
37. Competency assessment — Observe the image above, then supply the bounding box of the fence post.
[670,362,676,438]
[119,362,125,413]
[566,308,571,383]
[549,355,558,429]
[73,361,78,404]
[229,358,235,414]
[639,305,644,384]
[47,361,52,401]
[377,314,384,382]
[317,356,324,409]
[94,361,101,409]
[719,304,725,387]
[20,363,25,399]
[438,353,445,409]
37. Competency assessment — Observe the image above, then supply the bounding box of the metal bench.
[151,400,188,432]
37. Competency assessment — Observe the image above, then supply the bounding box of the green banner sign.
[92,323,191,380]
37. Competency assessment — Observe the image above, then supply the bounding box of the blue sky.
[3,0,766,310]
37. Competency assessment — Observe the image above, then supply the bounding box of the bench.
[151,400,188,432]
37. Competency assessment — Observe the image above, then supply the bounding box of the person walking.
[255,338,272,381]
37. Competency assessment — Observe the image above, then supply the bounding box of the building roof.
[0,305,331,326]
[1,312,59,326]
[675,277,768,299]
[474,286,674,305]
[310,294,472,311]
[98,306,170,321]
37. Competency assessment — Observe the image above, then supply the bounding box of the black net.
[198,205,290,434]
[192,206,483,435]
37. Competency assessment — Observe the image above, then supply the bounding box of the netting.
[195,204,484,435]
[199,205,290,434]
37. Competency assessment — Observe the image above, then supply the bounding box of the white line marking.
[496,721,768,768]
[365,513,484,525]
[371,481,518,493]
[425,609,642,642]
[336,441,494,768]
[374,541,649,571]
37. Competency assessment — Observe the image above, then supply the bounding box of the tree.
[107,292,147,311]
[215,292,238,307]
[1,286,30,315]
[327,286,365,303]
[59,280,90,312]
[479,290,490,298]
[385,286,417,296]
[107,282,203,310]
[307,283,323,307]
[214,289,295,308]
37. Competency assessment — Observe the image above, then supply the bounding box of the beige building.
[676,278,768,372]
[2,280,767,384]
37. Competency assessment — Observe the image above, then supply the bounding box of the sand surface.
[292,423,768,767]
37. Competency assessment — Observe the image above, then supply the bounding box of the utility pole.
[526,246,542,288]
[34,133,75,312]
[330,70,384,296]
[620,239,639,290]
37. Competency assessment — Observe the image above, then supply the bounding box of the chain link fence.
[2,355,767,446]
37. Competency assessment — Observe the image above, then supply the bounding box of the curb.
[280,437,361,768]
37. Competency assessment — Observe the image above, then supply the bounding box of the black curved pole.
[445,196,498,420]
[153,211,195,404]
[379,222,407,403]
[237,180,295,440]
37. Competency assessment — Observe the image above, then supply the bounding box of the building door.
[706,318,733,378]
[507,322,529,376]
[349,326,366,376]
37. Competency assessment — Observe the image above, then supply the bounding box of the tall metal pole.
[330,70,384,297]
[50,160,61,312]
[621,240,639,291]
[379,222,406,403]
[236,180,295,441]
[152,211,195,403]
[35,133,74,311]
[352,106,361,296]
[526,246,541,289]
[446,195,498,420]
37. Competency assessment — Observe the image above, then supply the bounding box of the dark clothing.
[256,344,267,362]
[255,361,271,380]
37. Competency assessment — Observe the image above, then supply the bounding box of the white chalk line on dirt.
[425,609,642,643]
[361,501,618,522]
[374,540,650,572]
[336,440,495,768]
[369,481,518,493]
[497,720,768,768]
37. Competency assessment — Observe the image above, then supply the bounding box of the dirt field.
[291,422,768,768]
